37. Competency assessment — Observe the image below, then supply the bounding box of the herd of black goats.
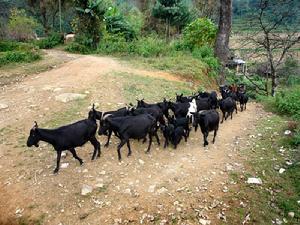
[26,85,249,174]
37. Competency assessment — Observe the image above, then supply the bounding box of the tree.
[74,0,108,48]
[8,8,39,41]
[27,0,72,34]
[152,0,193,40]
[245,0,300,96]
[214,0,232,84]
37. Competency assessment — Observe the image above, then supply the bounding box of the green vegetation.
[7,8,39,41]
[226,115,300,224]
[110,72,195,103]
[182,18,217,49]
[0,41,41,67]
[35,32,64,49]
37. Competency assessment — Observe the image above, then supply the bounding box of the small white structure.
[226,58,247,74]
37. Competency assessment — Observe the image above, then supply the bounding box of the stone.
[81,184,93,196]
[225,164,233,172]
[148,185,156,193]
[95,183,104,188]
[0,103,8,110]
[247,177,262,185]
[138,159,145,165]
[279,168,286,174]
[288,212,294,218]
[157,187,168,194]
[199,219,211,225]
[55,93,86,103]
[124,189,131,195]
[284,130,292,135]
[60,163,69,169]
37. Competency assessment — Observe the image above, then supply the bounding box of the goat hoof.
[104,144,109,148]
[53,168,59,174]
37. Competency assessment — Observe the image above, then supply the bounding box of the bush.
[0,49,41,67]
[183,18,217,50]
[97,34,172,57]
[35,32,64,49]
[97,33,130,54]
[0,41,37,52]
[104,5,141,41]
[134,36,170,57]
[65,42,90,54]
[7,8,39,41]
[192,45,220,77]
[275,86,300,120]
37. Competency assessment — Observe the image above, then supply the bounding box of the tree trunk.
[271,71,277,96]
[214,0,232,85]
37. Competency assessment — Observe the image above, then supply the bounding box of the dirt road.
[0,50,265,225]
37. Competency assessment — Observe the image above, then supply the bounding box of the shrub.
[0,49,41,67]
[0,41,37,52]
[35,32,64,49]
[104,5,139,41]
[192,45,220,77]
[275,86,300,120]
[97,33,130,54]
[65,42,90,54]
[183,18,217,50]
[134,36,170,57]
[7,8,39,41]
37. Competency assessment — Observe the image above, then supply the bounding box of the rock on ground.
[55,93,86,103]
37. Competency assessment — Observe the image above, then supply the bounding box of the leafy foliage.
[275,86,300,120]
[7,8,39,41]
[104,6,137,41]
[74,0,109,48]
[152,0,195,39]
[0,41,41,67]
[182,18,217,49]
[64,42,90,54]
[35,32,64,49]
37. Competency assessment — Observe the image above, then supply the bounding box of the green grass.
[42,98,88,128]
[109,71,196,103]
[225,115,300,224]
[122,54,216,87]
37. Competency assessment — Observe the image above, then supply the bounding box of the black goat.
[93,107,130,147]
[193,110,219,147]
[237,91,249,111]
[219,97,238,123]
[168,115,190,138]
[161,124,187,149]
[98,114,157,161]
[168,101,190,118]
[27,108,100,173]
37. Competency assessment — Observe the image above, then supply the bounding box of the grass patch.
[109,72,196,103]
[122,54,216,87]
[43,98,88,128]
[0,41,41,67]
[225,115,300,224]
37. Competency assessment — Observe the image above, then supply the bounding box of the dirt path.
[0,50,265,225]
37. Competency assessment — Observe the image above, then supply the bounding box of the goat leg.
[155,132,160,145]
[203,132,209,147]
[104,130,112,147]
[146,133,153,153]
[117,139,126,161]
[54,150,62,174]
[69,148,83,165]
[212,129,218,144]
[126,140,132,157]
[90,137,100,160]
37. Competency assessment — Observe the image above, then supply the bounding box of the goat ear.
[33,121,38,129]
